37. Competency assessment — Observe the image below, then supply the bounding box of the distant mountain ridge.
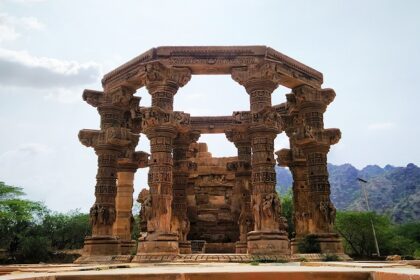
[275,163,420,223]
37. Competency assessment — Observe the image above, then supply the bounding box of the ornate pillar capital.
[83,89,104,108]
[140,107,191,137]
[105,86,137,108]
[232,62,283,112]
[231,62,282,93]
[174,130,201,146]
[290,85,336,113]
[225,129,250,144]
[143,62,191,111]
[78,128,138,152]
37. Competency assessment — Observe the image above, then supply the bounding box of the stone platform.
[1,262,419,280]
[74,253,353,264]
[134,253,291,263]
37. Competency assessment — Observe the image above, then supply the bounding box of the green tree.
[0,181,47,262]
[42,210,90,250]
[131,202,141,241]
[279,189,294,238]
[335,211,420,258]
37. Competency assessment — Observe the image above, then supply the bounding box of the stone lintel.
[101,46,323,91]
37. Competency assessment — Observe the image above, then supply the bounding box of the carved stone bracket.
[105,86,136,107]
[293,86,335,107]
[143,62,191,89]
[134,151,150,168]
[275,148,292,167]
[231,111,251,126]
[226,160,251,173]
[83,89,104,108]
[231,62,284,90]
[251,107,283,133]
[140,107,191,134]
[78,127,139,150]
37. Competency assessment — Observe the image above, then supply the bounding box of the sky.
[0,0,419,212]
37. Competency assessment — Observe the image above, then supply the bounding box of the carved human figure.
[328,201,336,225]
[262,193,281,220]
[238,203,252,240]
[137,188,154,232]
[98,206,105,225]
[180,215,190,241]
[279,216,288,232]
[89,204,98,225]
[252,196,262,230]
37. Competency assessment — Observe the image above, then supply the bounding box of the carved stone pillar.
[276,144,310,254]
[134,63,191,259]
[172,132,200,254]
[113,161,137,255]
[232,63,289,256]
[226,130,253,253]
[78,87,139,260]
[289,85,344,254]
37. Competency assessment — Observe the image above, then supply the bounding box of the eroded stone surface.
[78,46,343,262]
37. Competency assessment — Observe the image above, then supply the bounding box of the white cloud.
[367,122,395,131]
[0,13,44,42]
[43,88,82,104]
[18,16,44,30]
[0,18,20,42]
[0,143,52,160]
[0,48,101,88]
[6,0,47,4]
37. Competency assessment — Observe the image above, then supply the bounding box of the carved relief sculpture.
[78,46,343,262]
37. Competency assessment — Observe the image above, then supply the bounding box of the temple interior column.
[113,162,137,255]
[172,132,199,254]
[232,63,289,256]
[276,142,310,254]
[134,63,191,259]
[226,130,253,253]
[292,85,344,254]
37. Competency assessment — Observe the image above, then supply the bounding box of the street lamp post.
[357,178,381,257]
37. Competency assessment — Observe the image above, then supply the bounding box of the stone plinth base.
[247,230,290,256]
[235,241,247,254]
[81,236,120,256]
[132,233,179,262]
[74,236,124,264]
[120,240,137,255]
[179,241,192,254]
[74,255,133,264]
[291,233,344,255]
[291,253,352,261]
[205,242,236,253]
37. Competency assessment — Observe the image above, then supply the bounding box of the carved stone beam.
[140,107,191,135]
[104,86,136,108]
[83,90,104,108]
[275,148,292,167]
[78,127,139,150]
[133,151,150,168]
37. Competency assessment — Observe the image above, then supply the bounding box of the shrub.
[297,234,321,253]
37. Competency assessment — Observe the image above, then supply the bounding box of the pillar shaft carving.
[145,128,177,236]
[172,132,200,244]
[113,163,136,242]
[232,64,284,233]
[226,130,253,247]
[140,65,192,247]
[79,97,139,239]
[144,62,191,111]
[276,145,311,237]
[287,85,341,235]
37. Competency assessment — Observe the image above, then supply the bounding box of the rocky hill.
[275,163,420,223]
